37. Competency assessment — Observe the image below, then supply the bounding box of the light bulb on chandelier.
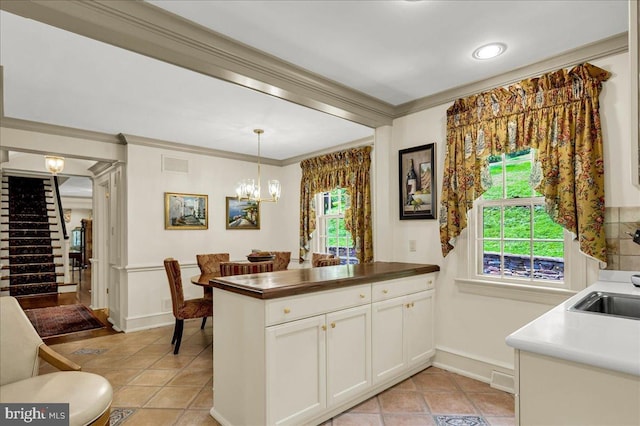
[235,129,281,203]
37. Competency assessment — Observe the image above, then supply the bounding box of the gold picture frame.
[225,197,260,230]
[164,192,208,230]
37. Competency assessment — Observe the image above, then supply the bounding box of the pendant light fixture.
[45,156,65,175]
[235,129,281,203]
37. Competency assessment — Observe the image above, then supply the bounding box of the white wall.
[382,52,638,384]
[122,144,300,330]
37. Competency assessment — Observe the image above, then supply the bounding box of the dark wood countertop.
[192,262,439,300]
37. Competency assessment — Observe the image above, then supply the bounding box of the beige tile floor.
[41,319,515,426]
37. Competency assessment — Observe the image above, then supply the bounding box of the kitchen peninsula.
[204,262,439,426]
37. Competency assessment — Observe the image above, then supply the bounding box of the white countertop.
[506,275,640,376]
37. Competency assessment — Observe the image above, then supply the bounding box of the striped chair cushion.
[220,261,274,276]
[315,258,341,267]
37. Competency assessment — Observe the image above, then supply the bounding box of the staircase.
[1,175,65,297]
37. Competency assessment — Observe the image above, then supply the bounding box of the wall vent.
[490,370,515,393]
[162,155,189,173]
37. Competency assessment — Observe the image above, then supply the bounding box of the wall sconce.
[45,156,65,175]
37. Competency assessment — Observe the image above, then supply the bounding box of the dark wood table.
[191,262,440,300]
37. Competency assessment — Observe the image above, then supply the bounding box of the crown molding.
[89,161,118,176]
[119,133,282,167]
[281,136,374,166]
[0,0,393,128]
[0,116,121,145]
[395,32,629,117]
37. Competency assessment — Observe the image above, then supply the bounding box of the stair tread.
[1,263,63,269]
[1,254,62,259]
[4,176,67,297]
[1,237,59,239]
[2,272,64,280]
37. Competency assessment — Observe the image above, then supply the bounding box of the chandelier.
[235,129,281,203]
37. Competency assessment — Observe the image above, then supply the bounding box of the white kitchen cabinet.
[326,305,372,406]
[372,296,405,383]
[406,290,435,367]
[516,350,640,426]
[266,304,371,426]
[372,288,435,384]
[266,315,327,425]
[211,267,438,426]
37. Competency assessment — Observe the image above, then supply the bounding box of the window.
[475,149,565,285]
[314,188,358,264]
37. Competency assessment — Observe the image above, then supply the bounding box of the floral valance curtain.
[440,63,610,262]
[299,146,373,263]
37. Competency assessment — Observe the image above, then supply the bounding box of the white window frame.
[312,189,356,263]
[456,153,596,304]
[475,196,565,288]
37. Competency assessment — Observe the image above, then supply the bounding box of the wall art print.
[399,143,436,220]
[164,192,208,230]
[226,197,260,230]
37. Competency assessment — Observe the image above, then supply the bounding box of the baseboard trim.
[434,346,515,394]
[121,311,175,333]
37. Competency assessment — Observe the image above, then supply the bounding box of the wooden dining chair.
[164,258,213,354]
[196,253,230,275]
[219,261,274,276]
[311,252,339,267]
[196,253,230,299]
[270,251,291,271]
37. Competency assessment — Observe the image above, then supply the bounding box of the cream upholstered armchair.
[0,297,113,426]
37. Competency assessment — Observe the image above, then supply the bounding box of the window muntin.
[476,149,564,284]
[315,188,358,264]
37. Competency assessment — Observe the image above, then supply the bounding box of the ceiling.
[0,0,629,162]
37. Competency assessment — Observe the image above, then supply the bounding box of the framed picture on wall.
[399,143,437,220]
[226,197,260,230]
[164,192,208,230]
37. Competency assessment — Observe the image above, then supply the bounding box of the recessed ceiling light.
[472,43,507,60]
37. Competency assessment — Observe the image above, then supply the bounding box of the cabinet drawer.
[266,284,371,326]
[372,274,434,302]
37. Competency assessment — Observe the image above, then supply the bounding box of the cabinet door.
[372,296,406,384]
[326,305,371,406]
[406,290,435,367]
[266,315,326,426]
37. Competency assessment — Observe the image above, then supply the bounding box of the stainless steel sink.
[570,291,640,320]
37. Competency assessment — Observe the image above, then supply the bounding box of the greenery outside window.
[475,149,565,287]
[314,188,358,264]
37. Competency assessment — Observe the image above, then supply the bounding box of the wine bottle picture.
[406,159,417,204]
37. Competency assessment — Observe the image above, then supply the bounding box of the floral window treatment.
[300,146,373,263]
[440,63,610,262]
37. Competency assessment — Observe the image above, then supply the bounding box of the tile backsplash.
[604,207,640,270]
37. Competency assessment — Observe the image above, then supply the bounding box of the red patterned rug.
[24,304,105,338]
